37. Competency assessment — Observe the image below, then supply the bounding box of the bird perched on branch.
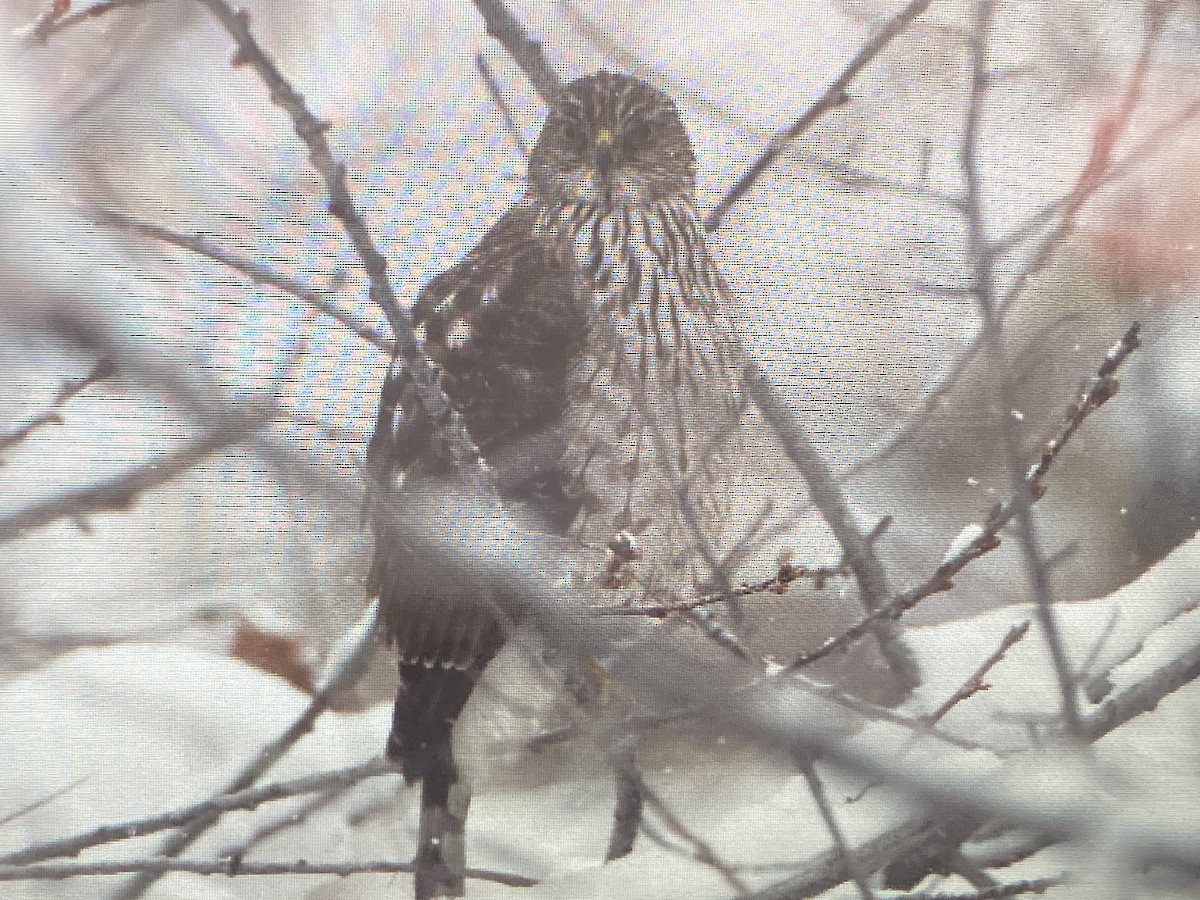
[367,71,746,899]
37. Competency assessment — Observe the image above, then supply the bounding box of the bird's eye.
[622,120,652,155]
[560,119,586,153]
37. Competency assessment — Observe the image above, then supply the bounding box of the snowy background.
[2,0,1200,898]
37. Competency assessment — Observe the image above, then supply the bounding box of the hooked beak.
[594,127,615,181]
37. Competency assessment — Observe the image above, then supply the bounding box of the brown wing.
[367,202,589,670]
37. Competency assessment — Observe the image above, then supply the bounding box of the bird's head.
[528,72,696,210]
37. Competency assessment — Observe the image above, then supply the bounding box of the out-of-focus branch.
[94,209,392,352]
[641,782,750,895]
[0,759,394,866]
[0,358,114,457]
[878,878,1064,899]
[0,858,536,887]
[469,0,563,104]
[19,0,158,45]
[797,757,876,900]
[0,424,254,545]
[791,324,1141,670]
[194,0,487,477]
[106,598,379,900]
[705,0,932,230]
[475,53,531,157]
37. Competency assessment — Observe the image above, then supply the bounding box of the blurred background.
[1,1,1199,897]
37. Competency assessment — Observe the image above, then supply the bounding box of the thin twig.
[0,358,115,456]
[961,0,1079,736]
[600,559,852,616]
[19,0,159,45]
[0,425,256,545]
[94,209,392,352]
[641,782,751,895]
[746,357,921,690]
[706,0,932,230]
[1080,622,1200,742]
[475,54,531,157]
[0,778,88,830]
[0,759,394,867]
[791,324,1142,670]
[469,0,562,104]
[848,622,1031,803]
[797,757,876,900]
[0,858,536,887]
[924,621,1030,725]
[105,598,378,900]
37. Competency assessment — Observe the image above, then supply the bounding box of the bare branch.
[746,357,921,690]
[796,757,876,900]
[791,324,1142,670]
[0,759,394,867]
[105,598,378,900]
[961,0,1076,736]
[194,0,487,476]
[469,0,563,104]
[0,424,255,545]
[1080,621,1200,742]
[924,621,1030,725]
[19,0,158,45]
[601,558,852,616]
[0,358,114,457]
[0,858,536,887]
[0,778,87,830]
[878,877,1064,899]
[94,209,392,352]
[706,0,932,230]
[641,782,750,895]
[475,53,531,157]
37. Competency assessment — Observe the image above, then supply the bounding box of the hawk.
[367,72,746,898]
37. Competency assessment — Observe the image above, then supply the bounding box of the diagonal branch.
[791,324,1141,670]
[194,0,487,477]
[0,759,394,866]
[0,358,115,457]
[706,0,933,230]
[469,0,563,104]
[94,208,392,352]
[0,424,255,545]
